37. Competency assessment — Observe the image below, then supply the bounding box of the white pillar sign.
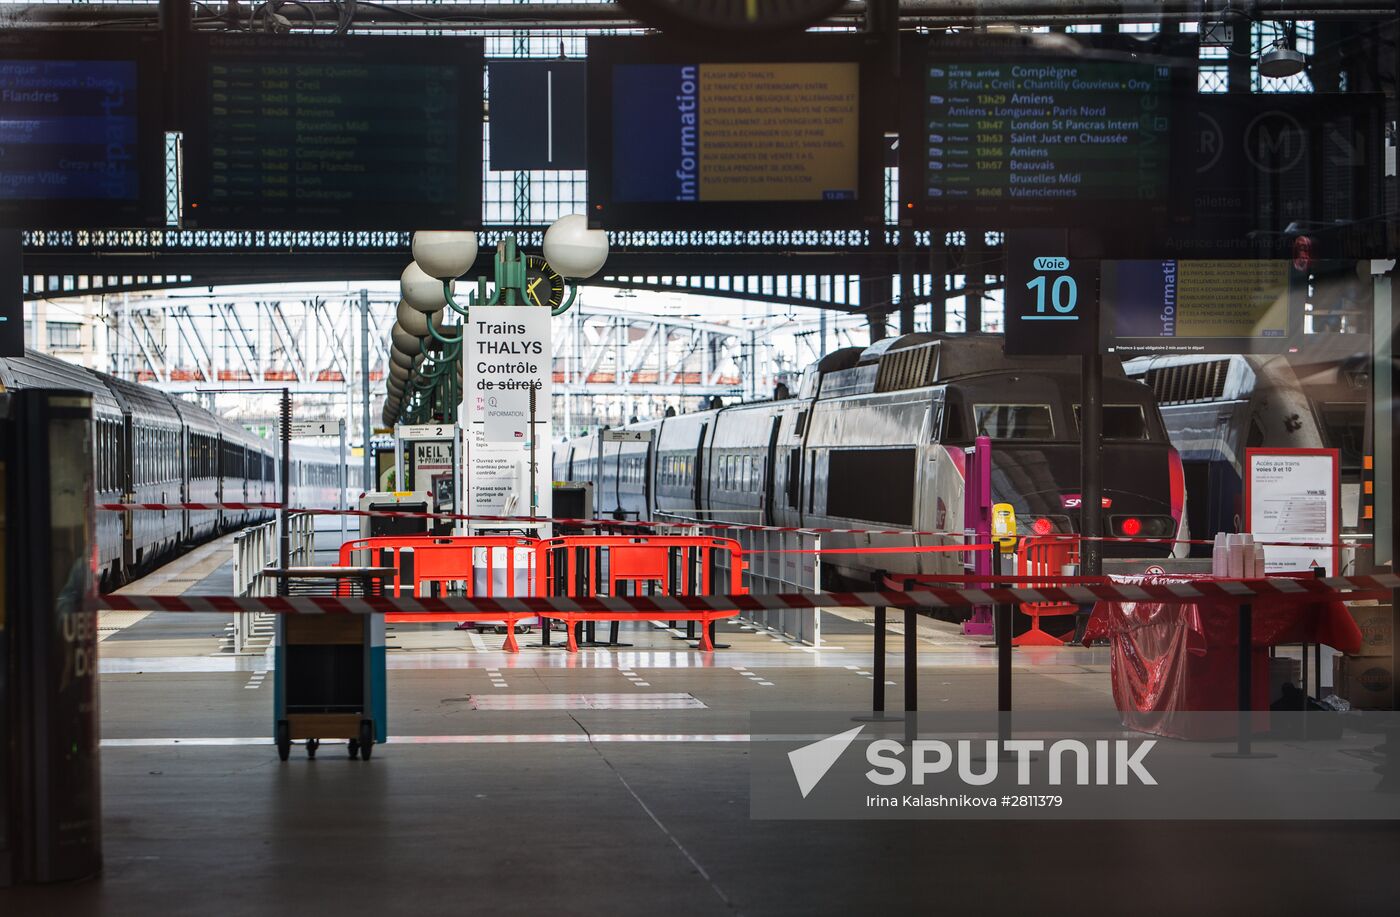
[466,305,552,442]
[1244,448,1341,575]
[463,305,552,532]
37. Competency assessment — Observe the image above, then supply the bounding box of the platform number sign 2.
[1004,230,1098,356]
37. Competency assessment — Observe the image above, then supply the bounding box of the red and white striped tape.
[99,502,283,512]
[93,573,1400,616]
[97,502,960,537]
[96,502,1372,550]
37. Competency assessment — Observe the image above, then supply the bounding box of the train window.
[1073,405,1149,440]
[787,449,800,509]
[795,411,808,436]
[826,448,915,526]
[973,404,1054,441]
[942,402,968,442]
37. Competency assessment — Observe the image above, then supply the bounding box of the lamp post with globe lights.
[382,216,608,427]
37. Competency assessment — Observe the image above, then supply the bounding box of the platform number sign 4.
[1004,230,1098,356]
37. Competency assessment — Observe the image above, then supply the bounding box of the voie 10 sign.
[1004,230,1098,356]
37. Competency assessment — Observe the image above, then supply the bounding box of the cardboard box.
[1346,603,1394,657]
[1333,655,1395,710]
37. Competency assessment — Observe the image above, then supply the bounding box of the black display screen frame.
[897,32,1199,236]
[585,35,887,232]
[0,30,166,230]
[181,33,485,231]
[1100,258,1308,357]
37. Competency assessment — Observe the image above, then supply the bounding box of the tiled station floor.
[4,543,1396,916]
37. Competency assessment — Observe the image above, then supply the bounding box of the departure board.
[183,34,484,230]
[900,35,1194,230]
[0,32,164,229]
[1102,259,1301,355]
[587,37,882,230]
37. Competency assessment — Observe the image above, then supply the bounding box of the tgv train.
[0,350,360,591]
[1125,351,1369,551]
[557,334,1185,586]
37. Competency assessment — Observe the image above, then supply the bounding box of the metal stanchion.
[855,572,901,723]
[1214,602,1276,759]
[995,549,1011,722]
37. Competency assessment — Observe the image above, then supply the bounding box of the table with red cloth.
[1081,574,1363,739]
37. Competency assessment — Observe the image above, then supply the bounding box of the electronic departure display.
[587,37,882,230]
[900,35,1195,231]
[183,34,484,230]
[0,32,164,229]
[1101,259,1302,356]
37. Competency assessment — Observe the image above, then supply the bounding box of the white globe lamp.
[544,214,609,279]
[401,261,454,312]
[412,231,479,280]
[390,322,421,355]
[396,298,444,338]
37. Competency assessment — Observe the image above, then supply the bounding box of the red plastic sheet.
[1082,575,1362,739]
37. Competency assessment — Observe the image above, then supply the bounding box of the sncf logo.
[1061,495,1112,510]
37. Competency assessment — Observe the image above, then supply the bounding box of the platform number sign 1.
[1003,230,1098,356]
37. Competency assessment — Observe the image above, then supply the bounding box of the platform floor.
[5,546,1398,915]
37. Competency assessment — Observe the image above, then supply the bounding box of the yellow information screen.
[1173,261,1290,338]
[695,63,859,202]
[1103,259,1298,355]
[612,61,860,204]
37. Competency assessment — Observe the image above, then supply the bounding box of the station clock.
[617,0,849,37]
[522,255,567,310]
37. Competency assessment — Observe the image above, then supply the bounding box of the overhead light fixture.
[1259,46,1306,78]
[1260,22,1307,79]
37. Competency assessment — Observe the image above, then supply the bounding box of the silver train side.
[0,349,360,590]
[1125,351,1370,554]
[557,334,1186,586]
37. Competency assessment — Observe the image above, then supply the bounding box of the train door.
[644,439,655,518]
[179,427,191,541]
[120,413,135,573]
[693,423,708,515]
[763,415,782,526]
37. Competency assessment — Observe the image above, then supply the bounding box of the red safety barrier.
[536,535,747,652]
[1014,536,1082,647]
[338,534,539,651]
[96,571,1400,617]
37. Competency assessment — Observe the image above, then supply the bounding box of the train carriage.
[1125,351,1367,558]
[98,372,187,571]
[167,395,225,543]
[0,350,127,588]
[596,420,661,521]
[561,334,1185,588]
